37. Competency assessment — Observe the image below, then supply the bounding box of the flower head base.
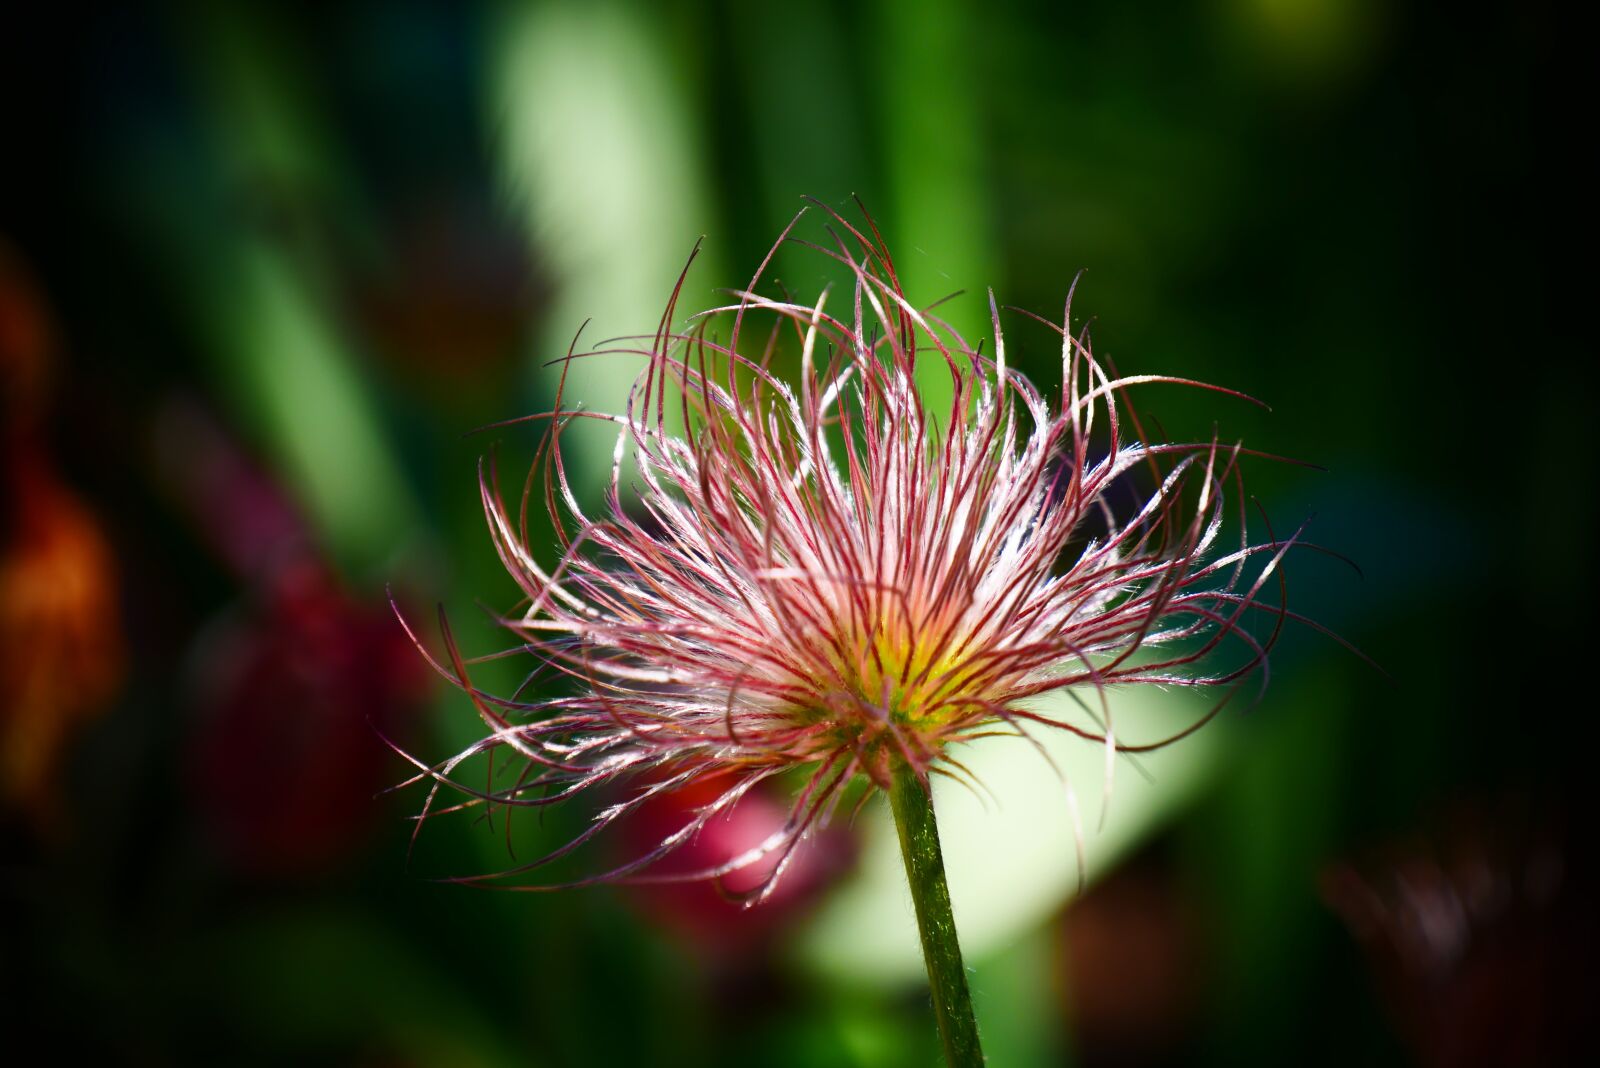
[398,204,1305,902]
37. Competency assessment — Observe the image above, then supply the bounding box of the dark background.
[3,2,1592,1065]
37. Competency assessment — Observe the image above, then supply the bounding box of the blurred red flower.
[150,399,430,877]
[618,770,855,956]
[187,561,428,877]
[1322,798,1591,1067]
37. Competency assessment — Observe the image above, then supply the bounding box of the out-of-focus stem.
[889,764,984,1066]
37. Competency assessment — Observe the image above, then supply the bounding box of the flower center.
[813,608,982,735]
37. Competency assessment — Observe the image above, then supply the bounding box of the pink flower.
[399,204,1302,902]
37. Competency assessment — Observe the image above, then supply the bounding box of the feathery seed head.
[399,202,1301,902]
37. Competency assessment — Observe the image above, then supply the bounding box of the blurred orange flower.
[2,243,124,828]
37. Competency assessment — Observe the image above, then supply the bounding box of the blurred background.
[2,2,1591,1065]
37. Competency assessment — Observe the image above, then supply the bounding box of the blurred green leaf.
[487,0,721,479]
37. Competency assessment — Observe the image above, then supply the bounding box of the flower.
[1320,796,1587,1067]
[398,203,1299,902]
[1,449,124,828]
[2,242,124,831]
[187,560,429,877]
[152,400,428,876]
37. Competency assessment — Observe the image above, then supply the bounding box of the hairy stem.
[889,764,984,1066]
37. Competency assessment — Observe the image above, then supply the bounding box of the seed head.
[397,203,1304,902]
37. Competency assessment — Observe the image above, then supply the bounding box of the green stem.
[889,764,984,1066]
